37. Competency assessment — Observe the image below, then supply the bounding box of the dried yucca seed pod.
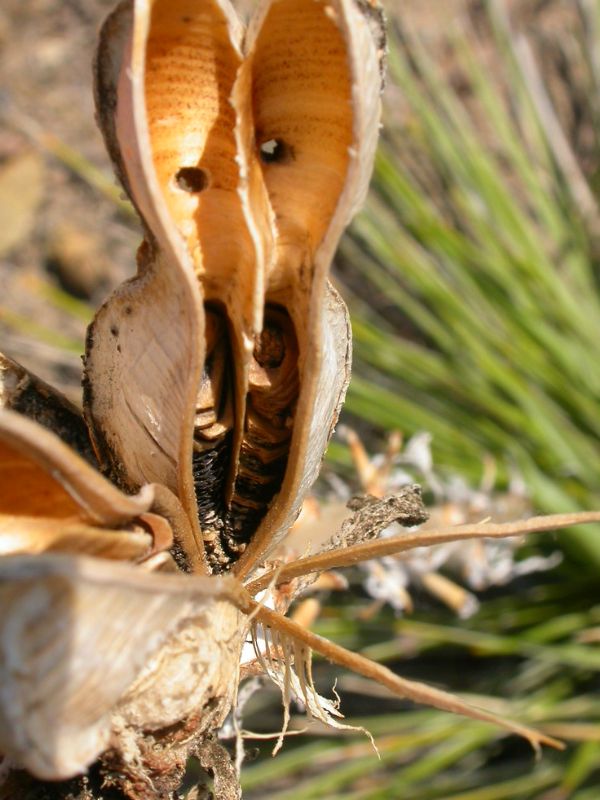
[86,0,384,577]
[0,553,248,783]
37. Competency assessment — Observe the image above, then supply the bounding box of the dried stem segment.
[251,602,563,753]
[248,510,600,594]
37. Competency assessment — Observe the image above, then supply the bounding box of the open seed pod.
[0,554,247,781]
[0,410,155,775]
[86,0,385,577]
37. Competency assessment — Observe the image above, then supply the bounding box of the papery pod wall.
[86,0,385,577]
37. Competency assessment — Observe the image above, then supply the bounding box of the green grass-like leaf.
[339,8,600,570]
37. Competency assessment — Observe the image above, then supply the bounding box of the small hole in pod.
[259,138,293,164]
[174,167,210,193]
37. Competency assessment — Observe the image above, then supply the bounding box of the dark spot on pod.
[258,138,294,165]
[175,166,210,193]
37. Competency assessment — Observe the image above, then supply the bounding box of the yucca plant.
[2,2,600,799]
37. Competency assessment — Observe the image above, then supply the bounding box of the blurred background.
[2,0,600,797]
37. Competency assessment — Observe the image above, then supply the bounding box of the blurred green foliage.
[241,576,600,798]
[336,1,600,570]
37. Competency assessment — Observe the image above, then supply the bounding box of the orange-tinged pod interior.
[248,0,354,298]
[88,0,382,575]
[0,410,154,527]
[0,440,82,519]
[140,1,278,568]
[233,0,383,576]
[144,0,264,333]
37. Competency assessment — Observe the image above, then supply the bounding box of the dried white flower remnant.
[318,428,562,617]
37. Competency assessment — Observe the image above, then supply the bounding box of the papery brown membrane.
[0,555,248,781]
[232,0,383,576]
[88,0,255,574]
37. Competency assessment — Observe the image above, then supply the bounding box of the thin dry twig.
[250,601,563,753]
[247,510,600,594]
